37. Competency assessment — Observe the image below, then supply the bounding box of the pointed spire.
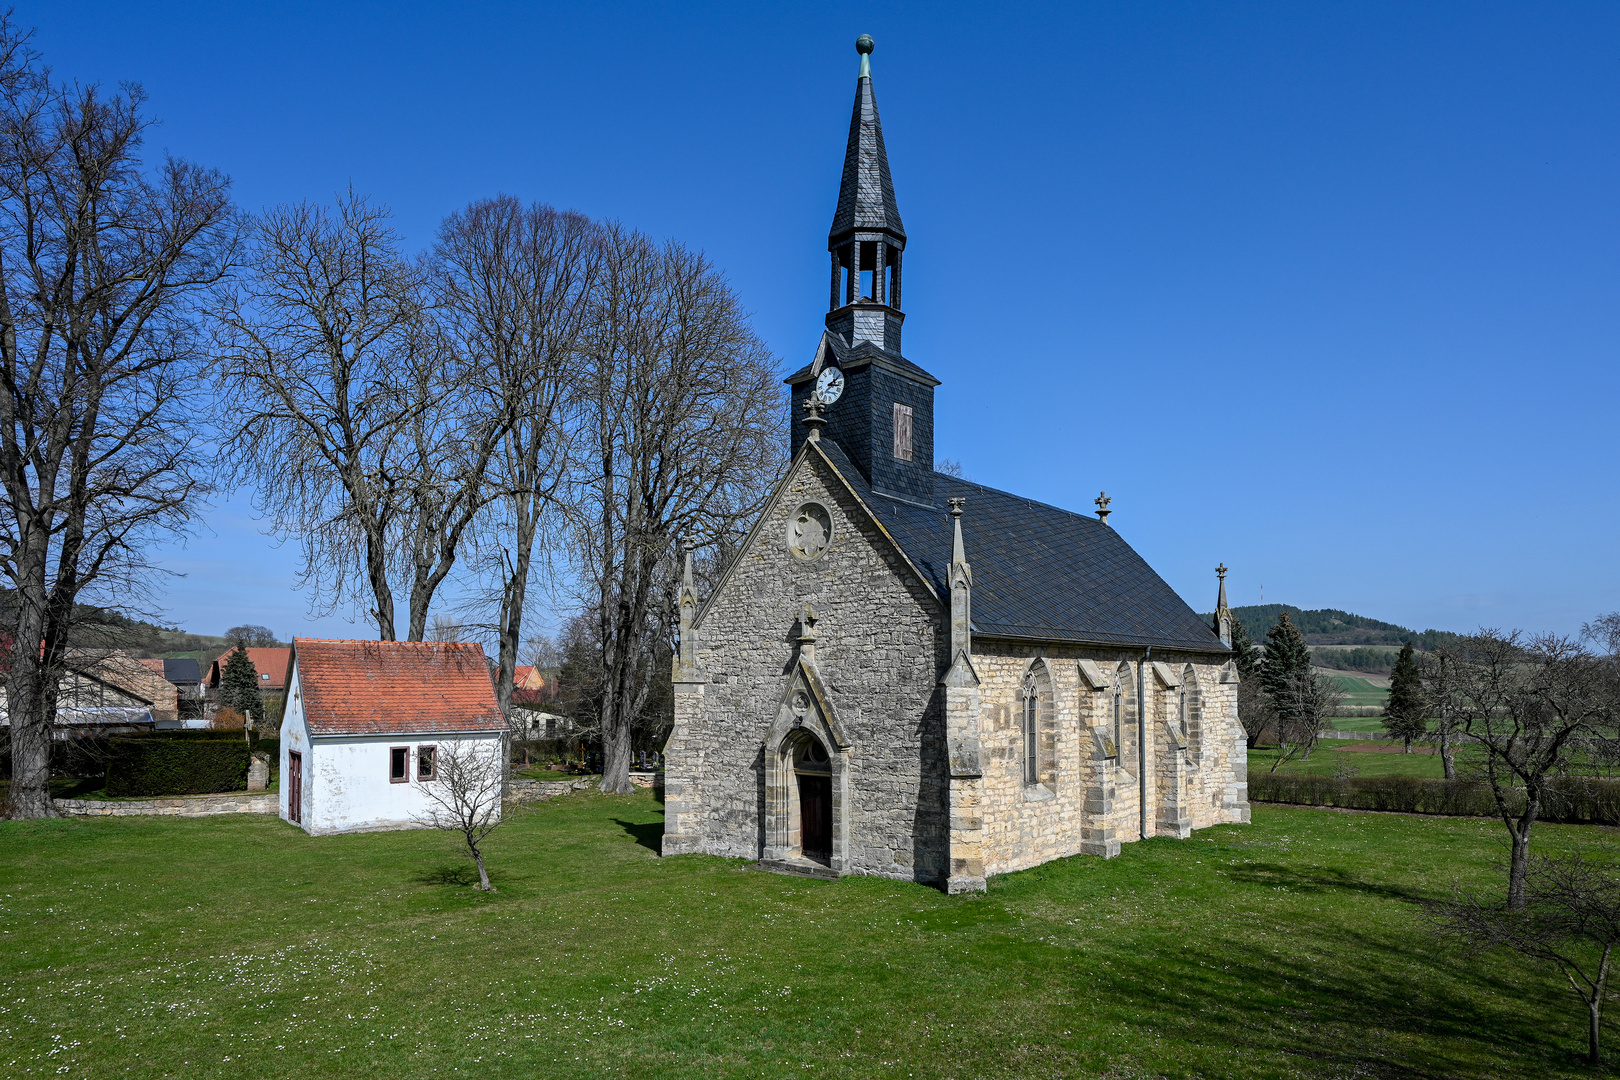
[676,541,702,675]
[829,35,904,246]
[947,498,973,665]
[949,497,967,567]
[1213,563,1232,647]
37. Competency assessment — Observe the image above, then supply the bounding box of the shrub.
[106,731,252,797]
[1249,773,1620,825]
[209,705,247,731]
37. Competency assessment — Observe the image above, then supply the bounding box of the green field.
[1322,674,1389,708]
[3,792,1616,1078]
[1253,738,1479,779]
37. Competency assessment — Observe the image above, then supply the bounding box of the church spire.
[1213,563,1232,648]
[826,34,906,354]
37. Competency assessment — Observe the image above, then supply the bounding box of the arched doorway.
[793,735,833,863]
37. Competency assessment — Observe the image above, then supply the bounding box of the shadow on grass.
[414,864,477,887]
[1224,861,1428,902]
[614,818,663,853]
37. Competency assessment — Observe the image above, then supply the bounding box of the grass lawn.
[1252,739,1480,780]
[3,793,1617,1078]
[1323,715,1389,733]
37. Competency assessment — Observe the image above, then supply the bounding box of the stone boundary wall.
[506,772,662,802]
[55,793,276,817]
[1319,729,1387,741]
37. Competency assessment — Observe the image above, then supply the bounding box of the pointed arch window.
[1181,664,1204,763]
[1022,673,1039,785]
[1021,660,1056,795]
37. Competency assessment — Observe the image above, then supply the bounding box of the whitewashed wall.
[278,664,502,836]
[278,667,309,826]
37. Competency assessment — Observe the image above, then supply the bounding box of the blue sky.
[32,2,1620,641]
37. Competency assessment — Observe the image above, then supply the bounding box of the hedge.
[1249,772,1620,825]
[106,731,255,797]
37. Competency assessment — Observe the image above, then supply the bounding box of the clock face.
[815,366,844,405]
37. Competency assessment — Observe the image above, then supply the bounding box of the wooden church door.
[798,773,832,862]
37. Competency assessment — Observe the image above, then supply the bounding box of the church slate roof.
[829,73,905,242]
[783,336,940,389]
[816,439,1226,653]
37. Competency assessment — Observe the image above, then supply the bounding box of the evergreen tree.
[1230,612,1261,681]
[1260,611,1312,700]
[220,642,264,724]
[1382,640,1427,753]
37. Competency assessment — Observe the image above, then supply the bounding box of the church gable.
[694,443,940,640]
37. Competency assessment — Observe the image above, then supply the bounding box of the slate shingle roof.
[292,639,505,737]
[815,440,1225,653]
[830,73,904,242]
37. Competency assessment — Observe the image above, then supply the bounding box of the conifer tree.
[1383,640,1427,753]
[220,643,264,725]
[1260,612,1312,700]
[1230,613,1260,681]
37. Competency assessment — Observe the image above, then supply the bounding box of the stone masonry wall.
[675,448,949,883]
[55,793,276,817]
[971,642,1245,877]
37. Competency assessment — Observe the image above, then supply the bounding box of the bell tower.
[826,33,906,354]
[788,35,940,508]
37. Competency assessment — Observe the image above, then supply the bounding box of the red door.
[798,773,832,862]
[287,751,303,824]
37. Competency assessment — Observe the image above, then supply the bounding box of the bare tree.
[576,226,785,794]
[211,192,502,640]
[1236,675,1275,750]
[428,614,465,644]
[223,624,277,647]
[413,740,504,891]
[1430,851,1620,1065]
[435,196,599,720]
[1421,647,1463,780]
[1450,630,1618,909]
[1267,669,1342,773]
[0,21,237,817]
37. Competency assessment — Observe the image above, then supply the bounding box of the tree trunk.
[471,842,492,891]
[5,663,54,819]
[1403,737,1411,754]
[1439,728,1455,779]
[6,557,57,818]
[1589,944,1611,1065]
[1507,819,1533,911]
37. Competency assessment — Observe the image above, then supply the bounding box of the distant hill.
[1201,604,1462,651]
[0,591,231,660]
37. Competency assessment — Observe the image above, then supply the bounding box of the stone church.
[661,37,1248,894]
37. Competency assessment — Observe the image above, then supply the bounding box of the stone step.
[756,858,840,881]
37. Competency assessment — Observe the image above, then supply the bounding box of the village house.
[278,639,506,836]
[661,38,1248,893]
[207,646,290,696]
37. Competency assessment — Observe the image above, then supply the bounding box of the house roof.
[140,657,201,685]
[162,658,201,685]
[209,647,290,690]
[813,439,1226,653]
[291,639,505,737]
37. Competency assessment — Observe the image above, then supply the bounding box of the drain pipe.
[1138,646,1151,841]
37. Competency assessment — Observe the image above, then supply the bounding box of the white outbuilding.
[279,639,507,835]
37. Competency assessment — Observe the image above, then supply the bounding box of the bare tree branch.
[0,19,238,817]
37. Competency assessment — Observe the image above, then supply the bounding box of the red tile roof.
[208,647,291,690]
[291,639,505,737]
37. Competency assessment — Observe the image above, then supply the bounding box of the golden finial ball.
[855,34,875,55]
